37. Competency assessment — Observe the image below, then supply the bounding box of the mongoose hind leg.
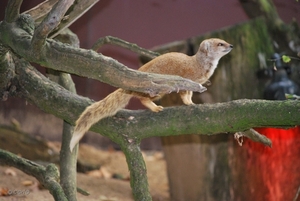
[139,97,164,112]
[179,91,194,105]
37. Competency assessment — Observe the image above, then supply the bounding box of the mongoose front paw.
[185,101,195,106]
[152,105,164,112]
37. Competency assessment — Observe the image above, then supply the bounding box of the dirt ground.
[0,144,169,201]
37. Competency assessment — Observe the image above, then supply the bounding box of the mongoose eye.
[217,43,224,46]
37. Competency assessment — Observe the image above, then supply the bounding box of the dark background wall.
[0,0,299,149]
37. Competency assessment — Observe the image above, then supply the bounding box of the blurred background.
[0,0,299,149]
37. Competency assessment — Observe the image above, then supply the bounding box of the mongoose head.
[199,38,233,60]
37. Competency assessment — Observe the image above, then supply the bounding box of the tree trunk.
[156,17,274,201]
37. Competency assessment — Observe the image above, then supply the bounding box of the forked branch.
[0,149,68,201]
[0,13,206,97]
[31,0,74,50]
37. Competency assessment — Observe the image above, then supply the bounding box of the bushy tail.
[70,89,132,151]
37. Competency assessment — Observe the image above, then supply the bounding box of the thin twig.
[241,128,272,147]
[76,187,90,196]
[91,36,160,59]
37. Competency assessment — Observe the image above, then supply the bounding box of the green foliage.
[282,55,291,63]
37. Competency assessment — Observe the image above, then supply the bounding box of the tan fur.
[69,89,132,150]
[70,38,233,151]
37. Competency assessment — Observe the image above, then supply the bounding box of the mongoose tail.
[69,89,132,151]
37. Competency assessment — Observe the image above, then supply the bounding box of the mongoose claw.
[199,85,207,93]
[185,101,195,105]
[152,105,164,112]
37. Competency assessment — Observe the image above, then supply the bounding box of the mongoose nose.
[230,44,233,48]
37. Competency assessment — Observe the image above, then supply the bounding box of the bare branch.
[0,149,68,201]
[4,0,23,23]
[92,36,160,59]
[31,0,74,49]
[235,128,272,147]
[0,18,206,96]
[24,0,100,39]
[245,128,272,147]
[23,0,58,21]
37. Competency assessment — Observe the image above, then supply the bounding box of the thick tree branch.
[121,142,152,201]
[11,57,300,146]
[51,29,79,201]
[113,100,299,140]
[0,15,206,97]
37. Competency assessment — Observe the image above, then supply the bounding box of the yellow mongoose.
[70,38,233,151]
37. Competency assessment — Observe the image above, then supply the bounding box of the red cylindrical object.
[244,127,300,201]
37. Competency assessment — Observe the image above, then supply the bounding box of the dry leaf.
[154,152,164,160]
[4,168,17,176]
[107,145,116,153]
[22,180,34,186]
[27,181,41,192]
[100,167,112,179]
[99,195,118,201]
[87,169,103,178]
[0,187,9,196]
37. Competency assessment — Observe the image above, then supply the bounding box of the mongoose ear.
[200,40,210,55]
